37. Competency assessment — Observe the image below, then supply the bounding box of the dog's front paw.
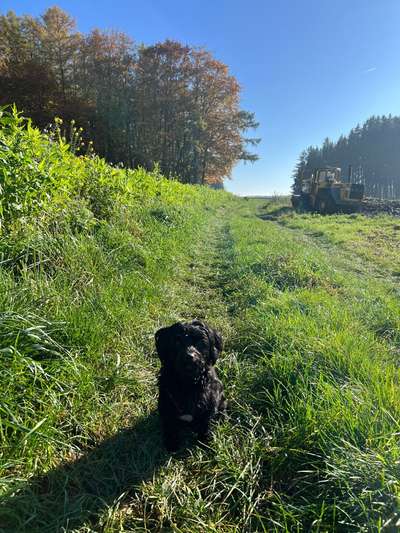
[197,429,212,444]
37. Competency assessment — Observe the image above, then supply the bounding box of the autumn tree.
[134,40,259,183]
[0,8,259,185]
[0,11,58,126]
[78,29,136,162]
[38,7,80,103]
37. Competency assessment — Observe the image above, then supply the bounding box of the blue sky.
[2,0,400,195]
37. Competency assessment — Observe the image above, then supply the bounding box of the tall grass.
[0,108,237,531]
[0,110,399,531]
[220,201,400,530]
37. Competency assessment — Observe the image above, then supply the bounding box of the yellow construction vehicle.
[291,167,364,214]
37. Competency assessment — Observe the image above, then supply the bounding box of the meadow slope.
[0,112,399,531]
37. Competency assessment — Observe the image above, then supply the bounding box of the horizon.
[2,0,400,195]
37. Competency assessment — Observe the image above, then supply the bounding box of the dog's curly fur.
[155,320,227,452]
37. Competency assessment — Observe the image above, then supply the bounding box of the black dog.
[155,320,227,452]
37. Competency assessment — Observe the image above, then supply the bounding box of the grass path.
[1,206,241,532]
[170,207,233,332]
[256,200,400,355]
[127,200,400,533]
[211,201,400,531]
[3,114,398,530]
[282,217,400,287]
[2,198,400,532]
[263,200,400,281]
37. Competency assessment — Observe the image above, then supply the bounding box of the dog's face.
[155,320,223,380]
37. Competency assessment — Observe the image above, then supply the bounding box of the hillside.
[1,111,400,531]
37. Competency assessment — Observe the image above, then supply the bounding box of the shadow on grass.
[257,206,293,221]
[0,413,180,532]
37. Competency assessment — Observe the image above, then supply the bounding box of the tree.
[79,29,136,162]
[38,7,79,104]
[293,115,400,199]
[0,8,259,185]
[134,40,259,184]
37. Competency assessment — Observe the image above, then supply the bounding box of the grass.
[1,114,400,531]
[220,201,400,531]
[263,196,400,276]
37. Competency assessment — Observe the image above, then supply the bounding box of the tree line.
[0,7,259,185]
[293,115,400,199]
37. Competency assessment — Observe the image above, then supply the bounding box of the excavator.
[291,167,365,214]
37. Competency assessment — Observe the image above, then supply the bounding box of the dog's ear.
[208,327,223,365]
[155,327,171,364]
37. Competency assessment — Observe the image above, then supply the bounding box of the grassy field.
[1,112,400,531]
